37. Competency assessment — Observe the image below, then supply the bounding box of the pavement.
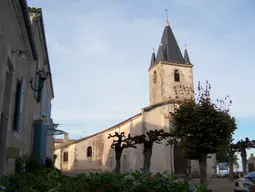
[190,178,235,192]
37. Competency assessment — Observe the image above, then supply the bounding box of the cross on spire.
[164,9,168,21]
[164,9,169,26]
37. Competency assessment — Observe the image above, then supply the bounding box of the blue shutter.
[14,78,25,132]
[47,103,52,125]
[41,124,48,165]
[36,78,43,103]
[34,62,39,99]
[41,88,48,117]
[33,120,42,156]
[33,120,47,165]
[44,88,48,117]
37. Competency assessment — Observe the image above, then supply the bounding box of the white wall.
[144,104,174,173]
[191,154,217,177]
[54,149,61,169]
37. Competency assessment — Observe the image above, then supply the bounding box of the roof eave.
[55,113,142,149]
[39,12,54,98]
[19,0,38,60]
[28,7,55,98]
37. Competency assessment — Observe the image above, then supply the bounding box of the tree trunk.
[228,153,234,180]
[241,150,247,175]
[199,154,207,184]
[115,150,122,173]
[143,148,152,174]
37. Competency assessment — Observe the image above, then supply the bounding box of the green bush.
[15,154,43,174]
[1,169,208,192]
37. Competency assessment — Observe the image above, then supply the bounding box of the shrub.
[44,157,54,168]
[2,169,208,192]
[15,154,43,174]
[25,155,43,173]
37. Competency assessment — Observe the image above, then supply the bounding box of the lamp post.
[30,68,51,92]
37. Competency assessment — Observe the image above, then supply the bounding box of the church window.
[63,152,68,163]
[87,146,92,157]
[174,70,180,82]
[153,71,157,84]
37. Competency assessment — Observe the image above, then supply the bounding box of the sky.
[28,0,255,166]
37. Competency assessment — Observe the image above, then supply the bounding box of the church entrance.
[174,145,188,175]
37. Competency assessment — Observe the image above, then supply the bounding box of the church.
[54,20,216,177]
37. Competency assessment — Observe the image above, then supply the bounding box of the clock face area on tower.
[153,71,157,84]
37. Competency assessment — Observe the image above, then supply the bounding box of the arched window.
[63,152,68,163]
[174,70,180,82]
[153,71,157,84]
[87,146,92,157]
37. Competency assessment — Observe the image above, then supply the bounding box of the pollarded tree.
[233,154,240,172]
[169,81,237,184]
[236,137,255,175]
[132,129,170,173]
[216,139,240,180]
[216,151,229,163]
[227,141,239,180]
[108,132,136,173]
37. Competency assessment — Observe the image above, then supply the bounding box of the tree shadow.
[55,119,189,175]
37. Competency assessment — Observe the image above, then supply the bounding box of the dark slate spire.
[150,48,156,68]
[156,42,165,62]
[155,20,185,64]
[184,45,191,64]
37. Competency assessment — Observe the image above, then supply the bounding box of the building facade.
[54,133,77,149]
[54,20,216,176]
[0,0,56,175]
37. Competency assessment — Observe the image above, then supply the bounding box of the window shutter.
[34,61,39,99]
[33,120,42,156]
[41,124,48,165]
[47,102,51,125]
[41,88,48,117]
[36,78,43,103]
[32,120,47,165]
[34,74,38,98]
[14,77,25,132]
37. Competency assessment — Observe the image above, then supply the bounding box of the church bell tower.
[149,20,194,105]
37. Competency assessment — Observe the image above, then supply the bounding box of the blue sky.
[28,0,255,162]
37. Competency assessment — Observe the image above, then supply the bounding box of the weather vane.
[164,9,168,21]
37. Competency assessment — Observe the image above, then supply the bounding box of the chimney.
[63,132,69,143]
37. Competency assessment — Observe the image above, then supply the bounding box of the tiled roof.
[54,139,64,143]
[53,139,76,143]
[54,113,142,149]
